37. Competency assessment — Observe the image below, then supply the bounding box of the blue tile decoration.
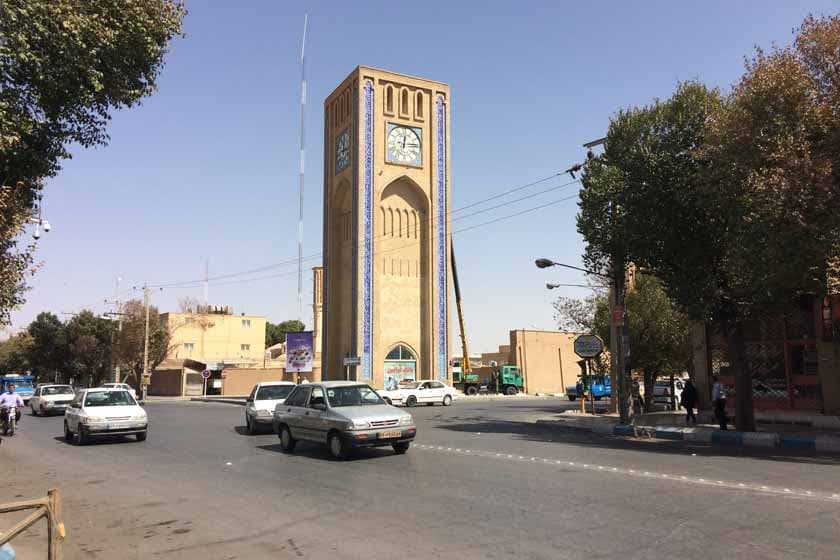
[436,95,448,381]
[362,80,374,381]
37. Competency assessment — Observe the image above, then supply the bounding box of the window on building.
[242,319,251,328]
[184,343,195,351]
[386,344,416,361]
[415,91,424,119]
[241,344,251,352]
[400,88,409,115]
[385,84,394,114]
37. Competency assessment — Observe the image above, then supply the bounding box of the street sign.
[343,356,361,367]
[574,334,605,358]
[201,369,211,380]
[611,307,625,326]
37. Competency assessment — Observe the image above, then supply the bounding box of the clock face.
[335,129,350,173]
[386,124,422,166]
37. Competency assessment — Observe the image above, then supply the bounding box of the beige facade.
[508,330,587,394]
[161,310,266,367]
[322,67,451,388]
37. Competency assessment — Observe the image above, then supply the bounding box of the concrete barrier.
[682,428,713,443]
[613,425,636,437]
[815,435,840,453]
[780,434,816,451]
[711,431,743,445]
[742,432,779,448]
[654,427,685,441]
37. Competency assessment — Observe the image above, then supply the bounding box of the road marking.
[413,445,839,502]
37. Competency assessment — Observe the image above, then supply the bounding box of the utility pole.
[142,284,151,402]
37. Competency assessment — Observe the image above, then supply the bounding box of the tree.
[64,311,114,387]
[0,332,33,375]
[265,320,306,347]
[26,312,69,382]
[554,275,690,410]
[115,300,169,383]
[0,0,185,324]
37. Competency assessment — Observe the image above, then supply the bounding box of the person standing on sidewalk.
[680,379,698,425]
[711,375,727,430]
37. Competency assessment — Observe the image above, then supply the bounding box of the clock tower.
[322,67,451,388]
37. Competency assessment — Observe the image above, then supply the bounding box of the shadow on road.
[435,419,840,466]
[51,434,141,446]
[257,442,404,462]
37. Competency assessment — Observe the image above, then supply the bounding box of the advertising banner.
[383,361,416,391]
[286,331,314,373]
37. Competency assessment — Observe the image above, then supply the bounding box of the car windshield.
[11,382,33,390]
[42,386,73,396]
[256,385,293,400]
[84,390,136,407]
[326,385,384,407]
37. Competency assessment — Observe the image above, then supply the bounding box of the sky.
[9,0,838,353]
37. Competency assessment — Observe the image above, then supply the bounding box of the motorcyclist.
[0,383,24,427]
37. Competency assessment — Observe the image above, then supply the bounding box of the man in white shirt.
[711,376,727,430]
[0,383,24,424]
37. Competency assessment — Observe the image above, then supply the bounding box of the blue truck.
[0,374,35,404]
[566,374,611,401]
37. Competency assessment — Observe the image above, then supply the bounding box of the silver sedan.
[272,381,416,460]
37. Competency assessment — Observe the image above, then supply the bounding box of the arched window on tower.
[386,344,416,361]
[385,85,395,114]
[415,91,424,120]
[400,88,409,116]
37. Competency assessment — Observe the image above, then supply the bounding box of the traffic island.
[536,411,840,453]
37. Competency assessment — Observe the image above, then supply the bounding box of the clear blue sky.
[11,0,836,352]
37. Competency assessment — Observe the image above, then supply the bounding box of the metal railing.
[0,488,65,559]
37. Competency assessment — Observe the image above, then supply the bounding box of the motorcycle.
[1,406,16,436]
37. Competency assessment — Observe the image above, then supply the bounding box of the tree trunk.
[643,369,655,413]
[669,371,676,410]
[725,322,755,432]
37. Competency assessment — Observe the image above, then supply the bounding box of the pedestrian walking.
[680,379,698,425]
[711,375,727,430]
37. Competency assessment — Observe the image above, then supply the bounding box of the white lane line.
[413,445,837,502]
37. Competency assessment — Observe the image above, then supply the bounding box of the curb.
[537,419,840,453]
[190,397,246,406]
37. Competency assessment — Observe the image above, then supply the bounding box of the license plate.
[379,430,401,439]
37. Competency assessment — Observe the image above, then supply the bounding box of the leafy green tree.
[265,320,306,347]
[26,311,69,381]
[116,300,169,383]
[65,311,114,386]
[0,0,185,324]
[0,332,33,376]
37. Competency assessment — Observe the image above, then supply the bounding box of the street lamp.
[534,258,608,278]
[546,283,592,290]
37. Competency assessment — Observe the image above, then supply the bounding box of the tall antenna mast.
[297,13,308,323]
[203,259,209,306]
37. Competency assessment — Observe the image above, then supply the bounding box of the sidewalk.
[536,410,840,453]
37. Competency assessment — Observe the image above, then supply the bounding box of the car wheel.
[136,430,147,442]
[505,385,518,396]
[74,426,87,446]
[279,425,296,453]
[328,432,348,460]
[392,441,410,454]
[64,422,73,443]
[245,415,255,435]
[465,386,478,396]
[405,396,417,408]
[31,404,38,417]
[594,396,602,401]
[568,395,576,401]
[442,395,452,406]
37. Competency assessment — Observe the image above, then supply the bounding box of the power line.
[147,175,580,289]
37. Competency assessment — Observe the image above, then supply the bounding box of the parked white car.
[64,388,148,445]
[653,379,685,410]
[30,384,75,416]
[245,381,296,434]
[378,380,457,407]
[99,383,137,400]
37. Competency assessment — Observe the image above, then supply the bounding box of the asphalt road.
[3,397,840,559]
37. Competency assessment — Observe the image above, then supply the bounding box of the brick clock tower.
[322,67,451,388]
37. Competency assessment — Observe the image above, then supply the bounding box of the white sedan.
[244,381,296,434]
[100,382,137,400]
[64,388,148,445]
[378,380,457,407]
[30,384,75,416]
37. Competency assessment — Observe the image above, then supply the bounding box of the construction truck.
[450,241,525,396]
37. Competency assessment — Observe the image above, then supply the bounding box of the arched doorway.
[384,344,417,390]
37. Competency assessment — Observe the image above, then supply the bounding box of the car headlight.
[256,409,271,417]
[399,415,413,426]
[82,416,104,424]
[131,414,147,421]
[349,420,370,430]
[44,401,54,407]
